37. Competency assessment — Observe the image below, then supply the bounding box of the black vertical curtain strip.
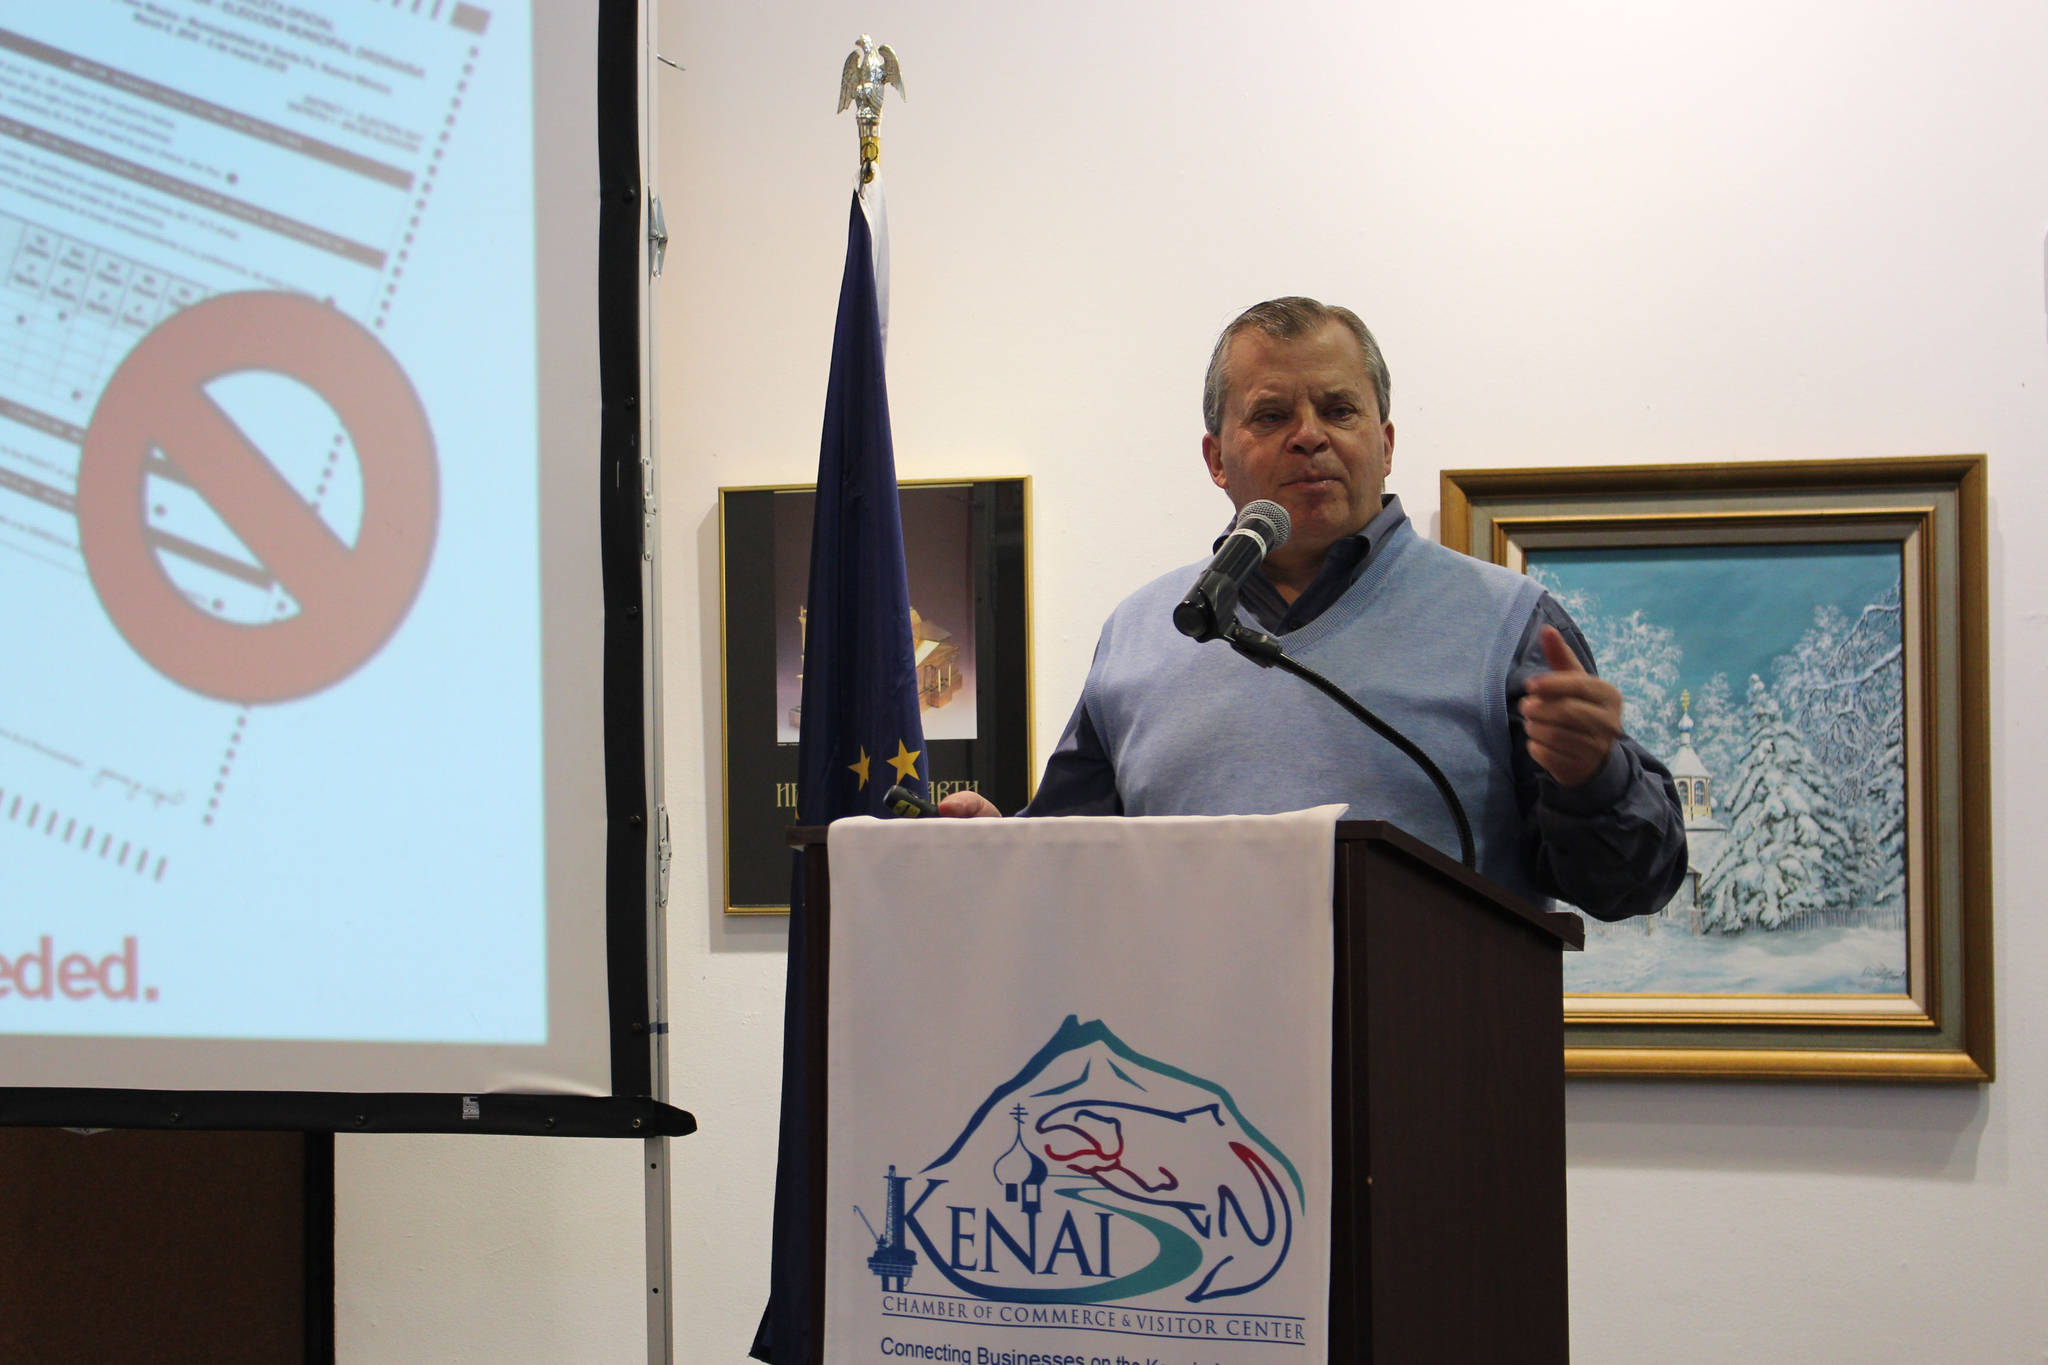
[596,0,654,1103]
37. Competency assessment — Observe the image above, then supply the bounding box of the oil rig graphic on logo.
[856,1165,918,1291]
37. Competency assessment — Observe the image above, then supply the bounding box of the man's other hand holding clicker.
[935,791,1003,818]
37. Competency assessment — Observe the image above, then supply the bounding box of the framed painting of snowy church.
[1443,457,1991,1081]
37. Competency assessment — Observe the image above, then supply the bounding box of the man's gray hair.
[1201,297,1390,437]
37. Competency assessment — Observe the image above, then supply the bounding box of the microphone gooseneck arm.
[1223,622,1477,870]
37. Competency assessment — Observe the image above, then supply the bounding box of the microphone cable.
[1221,622,1476,870]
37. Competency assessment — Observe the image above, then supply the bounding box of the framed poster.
[717,478,1033,913]
[1442,457,1991,1081]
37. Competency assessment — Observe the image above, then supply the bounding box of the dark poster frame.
[718,478,1033,913]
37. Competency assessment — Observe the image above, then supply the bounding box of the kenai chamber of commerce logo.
[854,1016,1302,1306]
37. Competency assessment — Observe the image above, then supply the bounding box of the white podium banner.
[825,808,1340,1365]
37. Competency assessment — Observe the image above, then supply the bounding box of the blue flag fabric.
[752,189,926,1364]
[793,196,927,826]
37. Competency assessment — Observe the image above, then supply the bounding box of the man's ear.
[1381,421,1395,479]
[1201,433,1228,490]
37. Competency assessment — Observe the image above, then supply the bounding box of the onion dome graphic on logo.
[993,1103,1050,1214]
[879,1016,1300,1306]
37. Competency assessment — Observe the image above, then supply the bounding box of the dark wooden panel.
[0,1128,311,1364]
[1351,835,1571,1364]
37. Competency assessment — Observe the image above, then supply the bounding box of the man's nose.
[1286,407,1329,452]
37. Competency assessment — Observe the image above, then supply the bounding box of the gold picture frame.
[1442,457,1991,1081]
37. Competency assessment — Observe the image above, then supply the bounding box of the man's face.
[1200,321,1394,579]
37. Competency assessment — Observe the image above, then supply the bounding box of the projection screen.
[0,0,677,1134]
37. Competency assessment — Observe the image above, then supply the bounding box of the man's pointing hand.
[1519,625,1624,789]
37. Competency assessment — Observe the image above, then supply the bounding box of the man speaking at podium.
[937,296,1685,921]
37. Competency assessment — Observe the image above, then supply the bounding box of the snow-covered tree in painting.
[1697,676,1851,931]
[1529,569,1682,757]
[1772,586,1907,924]
[1588,608,1683,759]
[1687,671,1746,789]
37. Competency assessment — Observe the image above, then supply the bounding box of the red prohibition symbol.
[75,292,439,704]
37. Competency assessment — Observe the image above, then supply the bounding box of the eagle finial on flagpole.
[837,34,904,187]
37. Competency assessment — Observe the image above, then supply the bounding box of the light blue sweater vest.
[1082,516,1543,898]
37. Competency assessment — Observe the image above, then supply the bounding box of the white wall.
[340,1,2048,1359]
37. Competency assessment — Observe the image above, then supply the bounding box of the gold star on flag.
[886,738,922,784]
[848,747,871,789]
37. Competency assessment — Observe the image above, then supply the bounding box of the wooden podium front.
[1326,821,1583,1363]
[789,819,1583,1364]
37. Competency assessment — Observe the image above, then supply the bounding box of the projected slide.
[0,1,547,1049]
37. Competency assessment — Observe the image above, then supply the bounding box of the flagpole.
[862,175,889,355]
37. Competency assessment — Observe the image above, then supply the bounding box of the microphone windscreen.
[1237,499,1291,552]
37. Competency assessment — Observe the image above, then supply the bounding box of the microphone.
[1172,499,1290,642]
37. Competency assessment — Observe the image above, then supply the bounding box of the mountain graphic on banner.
[908,1015,1302,1304]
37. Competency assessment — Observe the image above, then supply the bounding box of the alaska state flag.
[793,188,927,825]
[752,183,925,1364]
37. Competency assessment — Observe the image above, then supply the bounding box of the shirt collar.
[1227,495,1408,635]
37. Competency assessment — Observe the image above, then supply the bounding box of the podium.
[786,819,1584,1364]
